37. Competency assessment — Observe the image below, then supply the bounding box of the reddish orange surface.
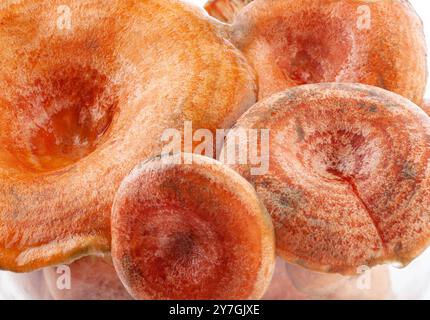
[111,154,275,299]
[222,83,430,274]
[204,0,252,22]
[0,0,256,272]
[207,0,427,103]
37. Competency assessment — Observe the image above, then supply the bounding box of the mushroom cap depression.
[111,154,275,300]
[221,83,430,274]
[227,0,427,103]
[0,0,256,272]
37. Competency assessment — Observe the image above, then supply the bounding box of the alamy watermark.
[56,5,72,30]
[160,121,270,175]
[55,265,71,290]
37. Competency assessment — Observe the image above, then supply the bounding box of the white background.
[1,0,430,300]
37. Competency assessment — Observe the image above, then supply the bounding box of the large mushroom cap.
[215,0,427,103]
[111,154,275,300]
[0,0,256,272]
[221,83,430,274]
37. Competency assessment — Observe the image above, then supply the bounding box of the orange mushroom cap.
[206,0,427,104]
[111,154,275,300]
[221,83,430,275]
[0,0,256,272]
